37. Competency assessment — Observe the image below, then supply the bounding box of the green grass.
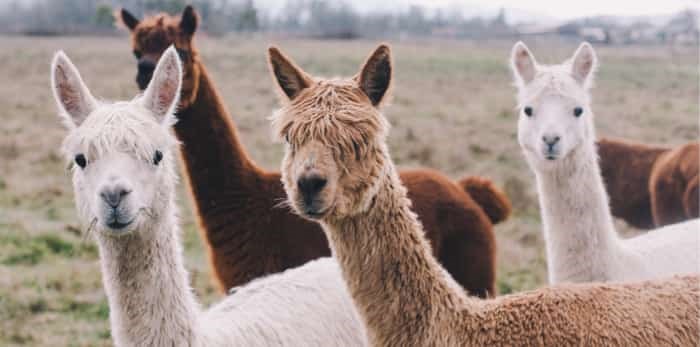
[0,35,697,346]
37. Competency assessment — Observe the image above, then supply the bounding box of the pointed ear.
[570,42,597,88]
[180,5,198,36]
[510,41,538,87]
[142,46,182,124]
[267,46,313,101]
[51,51,97,128]
[357,44,392,107]
[117,8,140,31]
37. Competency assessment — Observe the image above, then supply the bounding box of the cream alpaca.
[271,43,699,346]
[510,41,699,284]
[52,47,367,347]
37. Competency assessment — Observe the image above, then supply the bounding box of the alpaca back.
[201,258,367,346]
[466,275,700,346]
[619,219,700,279]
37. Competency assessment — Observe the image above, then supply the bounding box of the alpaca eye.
[285,133,290,144]
[74,154,87,168]
[153,150,163,165]
[133,50,142,59]
[176,48,190,61]
[523,106,533,117]
[573,107,583,117]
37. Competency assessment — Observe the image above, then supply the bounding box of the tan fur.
[275,44,700,347]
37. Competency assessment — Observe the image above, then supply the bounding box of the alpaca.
[116,6,510,297]
[271,43,700,346]
[51,47,367,347]
[598,137,699,229]
[510,41,699,284]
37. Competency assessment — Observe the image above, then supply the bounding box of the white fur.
[511,41,700,284]
[52,47,367,347]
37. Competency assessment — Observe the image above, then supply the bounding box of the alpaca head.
[269,44,392,221]
[52,47,182,236]
[510,42,598,171]
[117,6,200,108]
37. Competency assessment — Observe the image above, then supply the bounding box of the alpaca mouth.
[107,220,132,230]
[302,207,328,220]
[542,148,560,161]
[104,213,137,231]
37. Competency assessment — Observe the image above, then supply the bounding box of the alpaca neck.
[534,143,622,283]
[174,62,262,218]
[96,202,201,346]
[323,161,466,342]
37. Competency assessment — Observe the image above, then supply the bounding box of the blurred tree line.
[0,0,513,38]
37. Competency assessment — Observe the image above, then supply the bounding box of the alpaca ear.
[357,44,392,106]
[510,41,538,86]
[268,46,313,101]
[570,42,597,88]
[117,8,140,31]
[142,46,182,124]
[51,51,98,128]
[180,5,198,36]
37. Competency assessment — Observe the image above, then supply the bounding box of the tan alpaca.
[270,44,700,346]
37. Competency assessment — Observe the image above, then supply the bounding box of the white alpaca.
[510,41,699,284]
[51,47,367,347]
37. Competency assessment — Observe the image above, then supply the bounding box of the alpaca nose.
[542,134,561,148]
[297,174,327,202]
[100,185,132,208]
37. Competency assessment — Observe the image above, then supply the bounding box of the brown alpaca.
[598,137,699,229]
[272,43,700,346]
[117,6,510,297]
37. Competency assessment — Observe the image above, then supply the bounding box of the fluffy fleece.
[52,47,367,347]
[510,41,699,284]
[273,43,700,347]
[116,5,510,297]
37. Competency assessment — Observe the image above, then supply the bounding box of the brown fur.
[598,137,699,228]
[118,7,510,297]
[458,176,511,224]
[276,44,700,347]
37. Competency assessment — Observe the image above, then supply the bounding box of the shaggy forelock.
[62,100,178,167]
[272,79,389,162]
[134,14,179,52]
[516,63,590,108]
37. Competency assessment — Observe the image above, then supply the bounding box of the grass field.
[0,35,697,346]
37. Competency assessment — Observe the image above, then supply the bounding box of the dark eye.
[133,50,142,59]
[524,106,533,117]
[153,150,163,165]
[176,48,190,61]
[285,133,290,144]
[74,154,87,168]
[573,107,583,117]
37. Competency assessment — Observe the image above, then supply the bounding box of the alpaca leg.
[683,176,699,218]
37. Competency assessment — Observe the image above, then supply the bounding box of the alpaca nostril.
[101,186,131,208]
[297,175,327,201]
[542,135,561,146]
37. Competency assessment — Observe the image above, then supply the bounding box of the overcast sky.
[257,0,699,21]
[2,0,697,22]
